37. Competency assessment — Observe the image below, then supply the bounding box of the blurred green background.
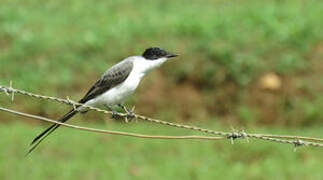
[0,0,323,179]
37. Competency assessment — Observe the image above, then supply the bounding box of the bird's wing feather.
[79,60,134,103]
[27,58,134,155]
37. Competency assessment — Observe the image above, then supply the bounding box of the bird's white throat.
[132,56,167,78]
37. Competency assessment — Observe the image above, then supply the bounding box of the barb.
[9,80,14,101]
[1,85,323,148]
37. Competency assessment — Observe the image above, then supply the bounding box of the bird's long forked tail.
[26,109,78,156]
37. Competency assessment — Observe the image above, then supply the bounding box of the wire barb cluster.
[227,131,249,144]
[1,84,323,150]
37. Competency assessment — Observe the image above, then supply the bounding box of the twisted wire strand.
[1,85,323,148]
[0,106,225,141]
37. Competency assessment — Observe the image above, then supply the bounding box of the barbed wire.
[1,84,323,150]
[0,106,225,141]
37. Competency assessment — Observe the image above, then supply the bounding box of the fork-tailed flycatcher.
[27,47,178,155]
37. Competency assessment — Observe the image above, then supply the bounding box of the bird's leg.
[105,105,119,119]
[118,104,135,122]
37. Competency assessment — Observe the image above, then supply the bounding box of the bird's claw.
[105,105,120,119]
[111,111,120,119]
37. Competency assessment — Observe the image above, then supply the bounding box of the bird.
[27,47,178,155]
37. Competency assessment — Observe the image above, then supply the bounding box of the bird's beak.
[166,53,179,58]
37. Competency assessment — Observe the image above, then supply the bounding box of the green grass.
[1,0,322,88]
[0,122,322,180]
[0,1,323,177]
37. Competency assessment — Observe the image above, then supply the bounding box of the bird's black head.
[142,47,178,60]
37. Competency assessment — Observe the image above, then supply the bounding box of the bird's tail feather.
[26,109,78,156]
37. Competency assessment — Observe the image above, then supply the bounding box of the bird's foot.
[111,111,120,119]
[105,105,120,119]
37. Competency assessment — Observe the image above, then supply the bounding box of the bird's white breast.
[84,56,167,108]
[86,72,142,107]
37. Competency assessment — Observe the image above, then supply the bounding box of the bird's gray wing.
[79,60,134,103]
